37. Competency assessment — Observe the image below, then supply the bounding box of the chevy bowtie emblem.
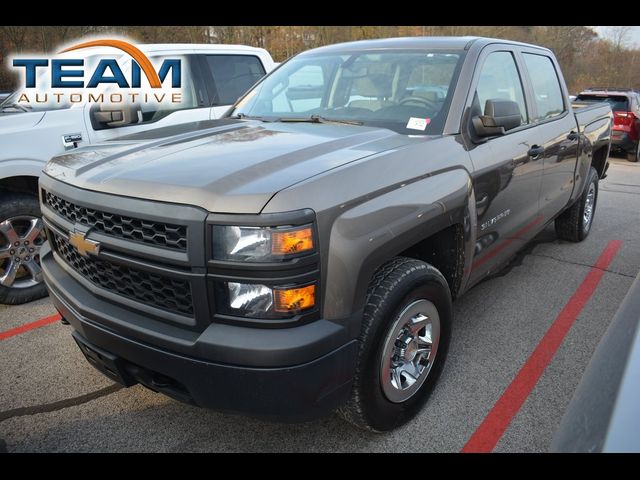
[68,230,100,257]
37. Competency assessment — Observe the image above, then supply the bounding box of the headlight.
[216,281,316,318]
[212,224,315,262]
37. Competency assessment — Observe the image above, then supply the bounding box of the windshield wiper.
[230,113,268,121]
[278,114,363,126]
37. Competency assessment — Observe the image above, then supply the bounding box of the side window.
[205,55,266,106]
[475,51,528,124]
[522,53,565,121]
[89,56,198,130]
[138,73,198,124]
[272,64,325,112]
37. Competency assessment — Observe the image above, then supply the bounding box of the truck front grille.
[43,190,187,251]
[51,232,194,317]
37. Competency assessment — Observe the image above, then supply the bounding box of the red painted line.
[462,239,623,453]
[0,313,61,341]
[473,215,545,269]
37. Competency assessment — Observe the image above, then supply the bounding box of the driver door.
[466,48,545,284]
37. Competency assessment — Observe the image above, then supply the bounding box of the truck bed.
[573,102,612,135]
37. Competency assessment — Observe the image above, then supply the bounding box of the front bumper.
[43,246,357,421]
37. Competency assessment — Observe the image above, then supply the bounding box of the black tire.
[337,257,452,432]
[627,142,639,163]
[0,193,48,305]
[555,166,599,242]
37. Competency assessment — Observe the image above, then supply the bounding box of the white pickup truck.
[0,43,276,304]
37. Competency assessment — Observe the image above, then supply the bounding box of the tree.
[1,25,639,91]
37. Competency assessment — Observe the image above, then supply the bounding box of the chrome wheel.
[380,299,440,403]
[0,216,45,289]
[583,182,596,233]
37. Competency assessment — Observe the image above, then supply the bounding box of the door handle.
[567,131,579,141]
[528,145,545,159]
[475,194,490,216]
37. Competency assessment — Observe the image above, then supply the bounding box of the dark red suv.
[575,88,640,162]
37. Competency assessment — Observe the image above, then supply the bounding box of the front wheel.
[337,257,452,431]
[0,193,48,305]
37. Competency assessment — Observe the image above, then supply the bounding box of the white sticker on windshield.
[406,117,430,131]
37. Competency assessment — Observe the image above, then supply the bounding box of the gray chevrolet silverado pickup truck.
[38,37,612,431]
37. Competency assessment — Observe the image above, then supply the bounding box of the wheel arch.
[323,168,476,324]
[0,161,45,197]
[591,144,609,178]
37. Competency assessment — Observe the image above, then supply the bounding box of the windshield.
[229,49,465,134]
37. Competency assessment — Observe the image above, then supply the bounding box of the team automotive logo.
[10,38,183,107]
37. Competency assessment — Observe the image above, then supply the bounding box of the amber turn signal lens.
[274,285,316,313]
[271,227,314,255]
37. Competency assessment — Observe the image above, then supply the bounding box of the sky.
[593,26,640,48]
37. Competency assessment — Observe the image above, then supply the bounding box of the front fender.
[324,168,476,320]
[262,133,476,331]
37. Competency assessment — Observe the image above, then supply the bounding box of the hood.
[0,111,46,132]
[44,119,417,213]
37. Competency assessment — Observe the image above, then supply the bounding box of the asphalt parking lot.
[1,156,639,453]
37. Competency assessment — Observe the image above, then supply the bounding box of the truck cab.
[0,43,275,304]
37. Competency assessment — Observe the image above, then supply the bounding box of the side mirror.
[90,103,141,130]
[472,99,522,137]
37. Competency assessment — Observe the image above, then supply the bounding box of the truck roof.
[299,36,551,55]
[137,43,270,54]
[54,43,270,58]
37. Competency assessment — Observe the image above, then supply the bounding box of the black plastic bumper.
[43,247,357,421]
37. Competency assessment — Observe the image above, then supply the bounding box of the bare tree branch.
[1,25,639,92]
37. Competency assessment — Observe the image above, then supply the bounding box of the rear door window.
[204,55,266,106]
[522,53,565,121]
